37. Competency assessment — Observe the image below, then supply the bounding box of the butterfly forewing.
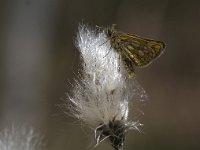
[104,25,165,78]
[118,33,165,67]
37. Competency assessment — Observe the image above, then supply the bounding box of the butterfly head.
[104,24,117,38]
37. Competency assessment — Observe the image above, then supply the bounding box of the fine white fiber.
[0,126,44,150]
[65,24,147,150]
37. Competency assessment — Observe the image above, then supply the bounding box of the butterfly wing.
[117,32,165,67]
[121,53,136,78]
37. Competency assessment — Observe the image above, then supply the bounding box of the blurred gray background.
[0,0,200,150]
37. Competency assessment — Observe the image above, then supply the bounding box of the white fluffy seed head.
[65,24,148,149]
[66,24,147,130]
[0,126,44,150]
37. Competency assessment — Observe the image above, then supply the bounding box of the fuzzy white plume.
[0,126,44,150]
[65,24,147,149]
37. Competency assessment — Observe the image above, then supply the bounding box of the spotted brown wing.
[118,32,165,67]
[121,53,136,78]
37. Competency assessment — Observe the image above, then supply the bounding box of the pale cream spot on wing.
[138,50,144,56]
[143,46,148,50]
[131,41,140,48]
[127,45,134,50]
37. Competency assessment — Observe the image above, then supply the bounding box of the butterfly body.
[104,25,165,78]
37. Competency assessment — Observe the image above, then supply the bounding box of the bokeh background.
[0,0,200,150]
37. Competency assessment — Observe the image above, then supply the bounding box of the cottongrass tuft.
[65,24,147,150]
[0,125,44,150]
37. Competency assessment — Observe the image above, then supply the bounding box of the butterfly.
[104,24,165,78]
